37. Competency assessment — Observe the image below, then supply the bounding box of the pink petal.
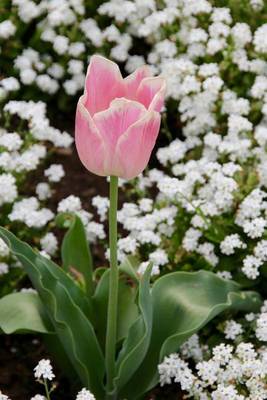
[75,97,107,176]
[93,98,147,150]
[115,111,161,179]
[124,65,152,100]
[136,77,166,112]
[84,55,125,116]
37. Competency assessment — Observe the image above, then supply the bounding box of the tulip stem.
[106,175,119,397]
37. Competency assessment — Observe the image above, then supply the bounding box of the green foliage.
[117,270,261,400]
[0,223,261,399]
[0,291,52,334]
[57,212,94,295]
[0,225,105,399]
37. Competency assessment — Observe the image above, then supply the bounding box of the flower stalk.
[105,176,119,398]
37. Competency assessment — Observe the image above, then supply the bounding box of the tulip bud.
[75,55,166,179]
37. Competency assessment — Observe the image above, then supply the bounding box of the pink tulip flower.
[75,55,166,179]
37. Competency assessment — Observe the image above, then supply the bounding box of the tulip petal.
[115,111,161,179]
[136,77,166,112]
[93,98,147,149]
[84,55,125,115]
[124,65,152,99]
[75,97,107,176]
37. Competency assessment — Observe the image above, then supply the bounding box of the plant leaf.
[0,292,53,334]
[58,213,94,295]
[114,264,153,396]
[120,270,261,399]
[92,269,138,350]
[119,256,139,282]
[0,227,105,399]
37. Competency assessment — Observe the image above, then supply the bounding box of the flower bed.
[1,0,267,399]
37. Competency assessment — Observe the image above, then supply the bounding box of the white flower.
[0,77,20,92]
[76,388,96,400]
[211,384,245,400]
[253,24,267,53]
[0,132,22,151]
[0,263,9,275]
[254,240,267,262]
[57,195,82,213]
[217,271,232,280]
[118,237,138,254]
[0,392,11,400]
[243,218,266,239]
[197,242,218,266]
[36,75,59,94]
[0,20,16,39]
[9,197,54,229]
[232,23,252,47]
[0,238,10,257]
[34,359,55,381]
[220,234,246,255]
[92,196,109,221]
[0,174,17,206]
[149,249,168,266]
[40,233,58,256]
[139,198,153,213]
[137,261,160,276]
[242,255,262,279]
[197,359,220,385]
[256,313,267,342]
[86,222,106,243]
[31,395,46,400]
[158,353,195,390]
[63,80,79,95]
[53,35,69,54]
[44,164,65,183]
[36,183,51,201]
[224,320,243,340]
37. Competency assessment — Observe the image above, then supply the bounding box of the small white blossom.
[44,164,65,183]
[76,388,96,400]
[34,359,55,381]
[224,320,243,340]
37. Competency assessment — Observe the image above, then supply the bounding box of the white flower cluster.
[57,195,106,243]
[93,0,267,282]
[34,359,55,381]
[76,388,96,400]
[159,341,267,399]
[104,197,173,268]
[0,93,74,276]
[0,393,10,400]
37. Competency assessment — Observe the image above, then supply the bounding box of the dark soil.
[1,334,182,399]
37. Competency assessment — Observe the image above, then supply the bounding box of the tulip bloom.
[75,55,166,179]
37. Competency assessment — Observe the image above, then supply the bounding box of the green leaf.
[58,213,94,295]
[92,269,138,350]
[120,270,261,399]
[114,264,153,396]
[119,256,139,282]
[0,292,53,334]
[0,227,105,399]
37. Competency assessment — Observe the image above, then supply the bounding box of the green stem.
[105,176,119,398]
[44,379,51,400]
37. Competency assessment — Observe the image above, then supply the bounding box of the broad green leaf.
[119,256,139,282]
[58,213,94,295]
[0,227,105,399]
[0,292,53,334]
[114,264,153,396]
[120,270,261,399]
[92,269,138,350]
